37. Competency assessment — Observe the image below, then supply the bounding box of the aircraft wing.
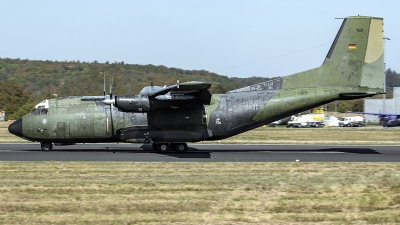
[147,81,212,105]
[147,81,211,97]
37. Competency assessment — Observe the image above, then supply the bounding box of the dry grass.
[1,162,400,224]
[218,126,400,145]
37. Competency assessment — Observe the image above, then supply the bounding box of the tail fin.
[283,16,384,93]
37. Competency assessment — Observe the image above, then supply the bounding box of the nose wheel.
[152,143,188,153]
[40,142,53,151]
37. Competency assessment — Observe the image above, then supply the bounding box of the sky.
[0,0,398,78]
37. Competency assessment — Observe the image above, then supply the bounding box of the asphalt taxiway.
[1,143,400,162]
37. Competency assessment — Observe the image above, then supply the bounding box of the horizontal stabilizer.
[355,112,400,117]
[338,92,382,100]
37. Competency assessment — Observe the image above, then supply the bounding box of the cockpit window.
[31,99,49,115]
[31,106,49,115]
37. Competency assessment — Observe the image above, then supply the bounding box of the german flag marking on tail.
[348,44,356,49]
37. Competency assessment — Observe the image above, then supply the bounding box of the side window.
[41,108,49,115]
[36,106,43,115]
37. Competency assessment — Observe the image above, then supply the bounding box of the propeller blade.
[110,103,114,135]
[110,76,113,99]
[103,71,106,96]
[109,75,115,135]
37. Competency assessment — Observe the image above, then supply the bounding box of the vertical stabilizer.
[324,16,384,90]
[283,16,384,92]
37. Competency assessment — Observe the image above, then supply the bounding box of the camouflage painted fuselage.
[13,16,385,144]
[16,82,307,143]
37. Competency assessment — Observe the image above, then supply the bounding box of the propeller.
[82,72,115,136]
[109,76,114,135]
[101,72,115,135]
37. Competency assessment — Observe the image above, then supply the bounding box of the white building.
[364,87,400,122]
[0,111,4,121]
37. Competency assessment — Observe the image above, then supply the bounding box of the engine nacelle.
[115,95,151,112]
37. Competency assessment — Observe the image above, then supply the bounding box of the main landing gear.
[38,141,188,153]
[152,143,188,153]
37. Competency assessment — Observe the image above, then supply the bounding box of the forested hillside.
[0,58,269,119]
[0,57,398,119]
[0,58,239,100]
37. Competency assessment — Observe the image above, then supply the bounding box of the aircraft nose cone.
[8,118,23,137]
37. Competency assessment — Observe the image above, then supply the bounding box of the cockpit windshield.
[31,99,49,115]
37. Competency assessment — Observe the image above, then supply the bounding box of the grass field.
[221,126,400,145]
[1,162,400,224]
[2,122,400,224]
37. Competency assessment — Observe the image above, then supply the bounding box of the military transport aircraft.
[9,16,385,152]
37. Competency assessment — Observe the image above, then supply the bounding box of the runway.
[1,143,400,162]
